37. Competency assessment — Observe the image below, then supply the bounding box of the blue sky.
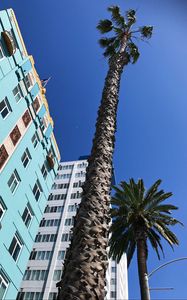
[1,0,187,298]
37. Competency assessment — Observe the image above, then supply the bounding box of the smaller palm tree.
[109,179,183,300]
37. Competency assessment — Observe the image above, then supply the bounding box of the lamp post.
[145,257,187,299]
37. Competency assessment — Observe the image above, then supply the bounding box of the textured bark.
[57,53,128,300]
[137,237,150,300]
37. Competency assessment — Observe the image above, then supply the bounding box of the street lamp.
[145,257,187,299]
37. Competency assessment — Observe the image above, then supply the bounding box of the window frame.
[0,197,6,223]
[25,72,35,90]
[0,44,4,60]
[22,203,33,228]
[21,148,31,168]
[9,232,23,262]
[12,84,23,103]
[41,163,48,179]
[31,132,39,148]
[0,271,9,300]
[8,169,20,194]
[0,97,11,119]
[33,180,42,201]
[53,270,61,281]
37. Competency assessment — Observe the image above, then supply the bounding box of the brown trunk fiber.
[137,239,150,300]
[57,53,128,300]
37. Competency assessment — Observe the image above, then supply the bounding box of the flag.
[41,77,51,88]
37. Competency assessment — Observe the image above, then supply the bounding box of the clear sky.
[1,0,187,299]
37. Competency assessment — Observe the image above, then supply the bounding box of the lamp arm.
[148,257,187,278]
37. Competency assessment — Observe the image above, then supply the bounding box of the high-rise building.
[18,159,128,300]
[0,9,60,300]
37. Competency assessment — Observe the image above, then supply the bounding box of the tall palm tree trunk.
[137,238,150,300]
[57,53,128,300]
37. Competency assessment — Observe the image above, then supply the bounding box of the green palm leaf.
[108,6,126,28]
[97,19,113,33]
[97,6,153,61]
[109,178,182,269]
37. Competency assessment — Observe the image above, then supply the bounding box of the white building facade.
[18,158,128,300]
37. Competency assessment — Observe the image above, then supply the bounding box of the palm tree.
[57,7,153,300]
[109,179,182,300]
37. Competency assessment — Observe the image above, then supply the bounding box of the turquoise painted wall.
[0,9,59,300]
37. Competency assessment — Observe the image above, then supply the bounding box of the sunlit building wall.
[0,9,60,300]
[18,159,128,300]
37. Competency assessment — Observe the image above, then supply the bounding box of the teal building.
[0,9,60,300]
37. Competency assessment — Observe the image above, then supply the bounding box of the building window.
[0,197,6,222]
[71,192,82,199]
[22,110,31,127]
[110,291,116,298]
[44,205,64,213]
[22,203,33,228]
[23,269,48,281]
[35,233,57,243]
[41,163,48,179]
[57,250,65,260]
[10,125,21,146]
[0,44,4,60]
[33,180,42,201]
[32,97,40,112]
[64,218,74,226]
[75,171,86,178]
[48,292,57,300]
[30,250,52,261]
[68,204,77,212]
[77,162,88,168]
[0,271,9,299]
[0,97,11,119]
[111,266,116,273]
[9,232,23,262]
[8,169,20,194]
[40,115,48,132]
[0,144,9,170]
[31,132,39,148]
[21,148,31,168]
[111,278,116,285]
[16,292,43,300]
[25,72,35,90]
[53,270,61,281]
[73,181,83,188]
[39,218,60,227]
[59,164,73,170]
[52,183,69,190]
[12,85,23,102]
[61,233,69,242]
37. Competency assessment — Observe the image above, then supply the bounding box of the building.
[18,159,128,300]
[0,9,60,300]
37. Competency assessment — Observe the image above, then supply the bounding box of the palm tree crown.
[97,6,153,62]
[109,178,182,266]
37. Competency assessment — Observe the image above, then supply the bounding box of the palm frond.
[153,222,179,248]
[151,204,178,214]
[103,45,116,58]
[97,19,113,34]
[110,178,181,267]
[138,179,145,202]
[98,37,116,48]
[109,225,135,263]
[146,192,173,211]
[139,26,153,39]
[143,179,162,204]
[147,228,165,260]
[108,6,126,29]
[126,9,136,27]
[128,42,140,64]
[120,181,138,206]
[126,240,136,267]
